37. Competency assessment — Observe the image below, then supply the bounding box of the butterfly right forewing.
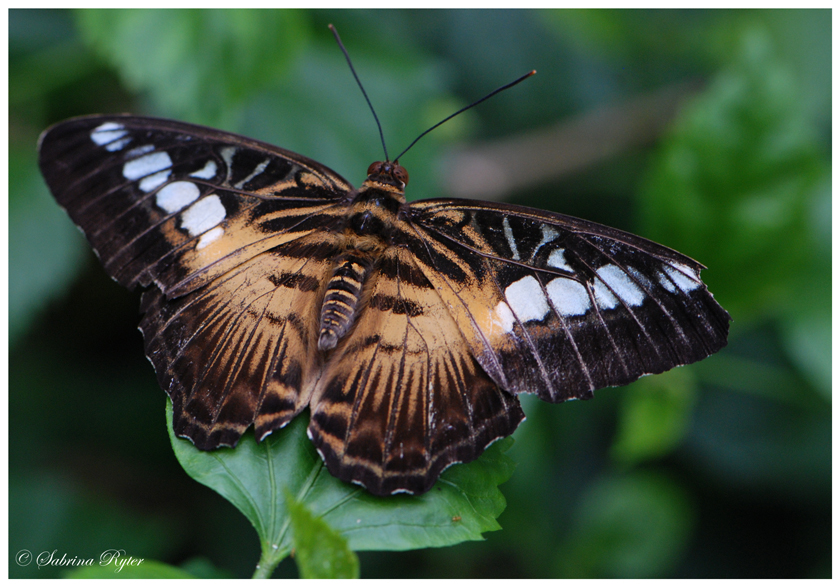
[407,199,730,404]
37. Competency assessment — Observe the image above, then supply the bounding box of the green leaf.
[611,368,697,466]
[167,400,515,577]
[778,176,831,399]
[780,307,831,401]
[557,471,694,578]
[9,149,88,346]
[75,9,311,124]
[285,490,359,579]
[66,559,197,579]
[640,25,829,325]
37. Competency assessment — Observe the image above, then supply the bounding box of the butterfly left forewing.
[38,115,353,297]
[38,115,357,450]
[408,199,731,403]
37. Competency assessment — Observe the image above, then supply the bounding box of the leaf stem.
[252,544,291,579]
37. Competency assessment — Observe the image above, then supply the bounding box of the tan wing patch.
[307,246,524,496]
[140,232,339,450]
[154,199,347,297]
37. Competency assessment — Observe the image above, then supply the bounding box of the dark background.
[9,9,831,578]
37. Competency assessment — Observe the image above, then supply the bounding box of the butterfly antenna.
[329,24,390,162]
[393,69,536,163]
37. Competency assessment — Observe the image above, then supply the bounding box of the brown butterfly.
[37,34,729,496]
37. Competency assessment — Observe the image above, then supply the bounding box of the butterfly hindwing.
[409,199,731,403]
[140,233,342,449]
[308,246,525,495]
[38,115,353,297]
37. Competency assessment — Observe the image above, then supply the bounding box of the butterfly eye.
[367,161,384,176]
[392,164,409,186]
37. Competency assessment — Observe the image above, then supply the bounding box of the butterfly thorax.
[317,161,409,351]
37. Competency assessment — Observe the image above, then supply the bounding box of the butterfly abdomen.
[316,180,405,352]
[318,253,373,351]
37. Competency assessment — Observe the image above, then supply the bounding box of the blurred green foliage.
[9,8,830,578]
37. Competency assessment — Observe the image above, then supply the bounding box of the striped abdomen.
[318,254,372,351]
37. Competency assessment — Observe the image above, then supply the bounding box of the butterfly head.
[366,160,409,188]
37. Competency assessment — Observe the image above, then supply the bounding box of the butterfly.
[38,96,729,498]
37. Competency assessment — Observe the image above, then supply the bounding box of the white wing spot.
[546,277,591,316]
[90,122,131,152]
[659,272,676,293]
[124,144,154,159]
[492,300,517,333]
[505,276,549,323]
[190,160,218,180]
[502,217,520,260]
[662,263,700,293]
[596,264,646,307]
[592,277,619,309]
[547,248,572,272]
[234,158,270,189]
[181,195,226,236]
[108,137,132,151]
[90,121,124,141]
[156,181,200,214]
[139,171,170,192]
[196,226,224,249]
[220,146,237,184]
[532,225,559,260]
[123,147,172,192]
[626,266,653,291]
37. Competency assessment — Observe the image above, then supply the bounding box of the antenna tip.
[529,69,537,76]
